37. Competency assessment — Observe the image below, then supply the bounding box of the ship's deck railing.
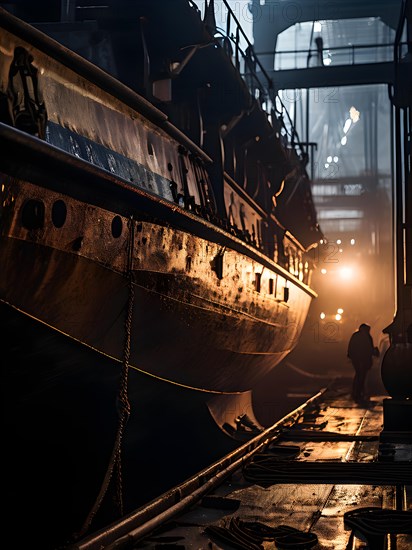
[268,41,411,71]
[188,0,307,158]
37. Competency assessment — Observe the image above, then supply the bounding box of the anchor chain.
[114,215,135,514]
[74,216,135,540]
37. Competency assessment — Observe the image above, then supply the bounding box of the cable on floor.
[204,517,318,549]
[242,459,412,487]
[343,506,412,550]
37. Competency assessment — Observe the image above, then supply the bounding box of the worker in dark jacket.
[347,323,379,403]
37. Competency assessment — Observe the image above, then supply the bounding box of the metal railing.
[188,0,271,90]
[269,41,411,71]
[188,0,306,155]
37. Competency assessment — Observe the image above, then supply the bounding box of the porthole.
[167,162,173,171]
[147,138,154,156]
[255,272,261,293]
[51,200,67,228]
[111,215,123,238]
[21,199,45,230]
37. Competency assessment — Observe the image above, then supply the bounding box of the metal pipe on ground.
[70,388,327,550]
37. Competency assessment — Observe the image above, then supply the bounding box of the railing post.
[235,26,240,70]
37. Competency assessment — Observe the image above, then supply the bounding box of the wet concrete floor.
[134,386,412,550]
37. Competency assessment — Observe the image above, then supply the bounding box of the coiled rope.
[205,517,318,549]
[242,459,412,487]
[344,507,412,550]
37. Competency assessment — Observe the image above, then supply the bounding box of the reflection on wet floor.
[135,387,411,550]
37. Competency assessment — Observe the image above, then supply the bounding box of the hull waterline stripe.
[0,123,317,299]
[0,299,245,395]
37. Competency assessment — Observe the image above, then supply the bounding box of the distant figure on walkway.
[315,36,324,66]
[347,323,379,403]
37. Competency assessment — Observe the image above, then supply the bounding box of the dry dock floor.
[136,388,412,549]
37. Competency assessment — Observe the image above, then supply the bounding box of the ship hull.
[1,236,307,391]
[0,141,313,393]
[0,5,321,545]
[1,135,313,547]
[2,300,248,547]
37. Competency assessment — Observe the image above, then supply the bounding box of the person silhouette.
[347,323,379,403]
[315,36,324,66]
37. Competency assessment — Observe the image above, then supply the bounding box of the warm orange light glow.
[350,106,360,123]
[339,267,354,280]
[321,268,327,274]
[337,308,344,314]
[335,313,342,321]
[320,312,326,319]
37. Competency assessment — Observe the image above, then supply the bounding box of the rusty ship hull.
[0,127,313,392]
[0,2,321,547]
[0,126,312,546]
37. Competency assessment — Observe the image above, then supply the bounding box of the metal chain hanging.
[74,216,135,540]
